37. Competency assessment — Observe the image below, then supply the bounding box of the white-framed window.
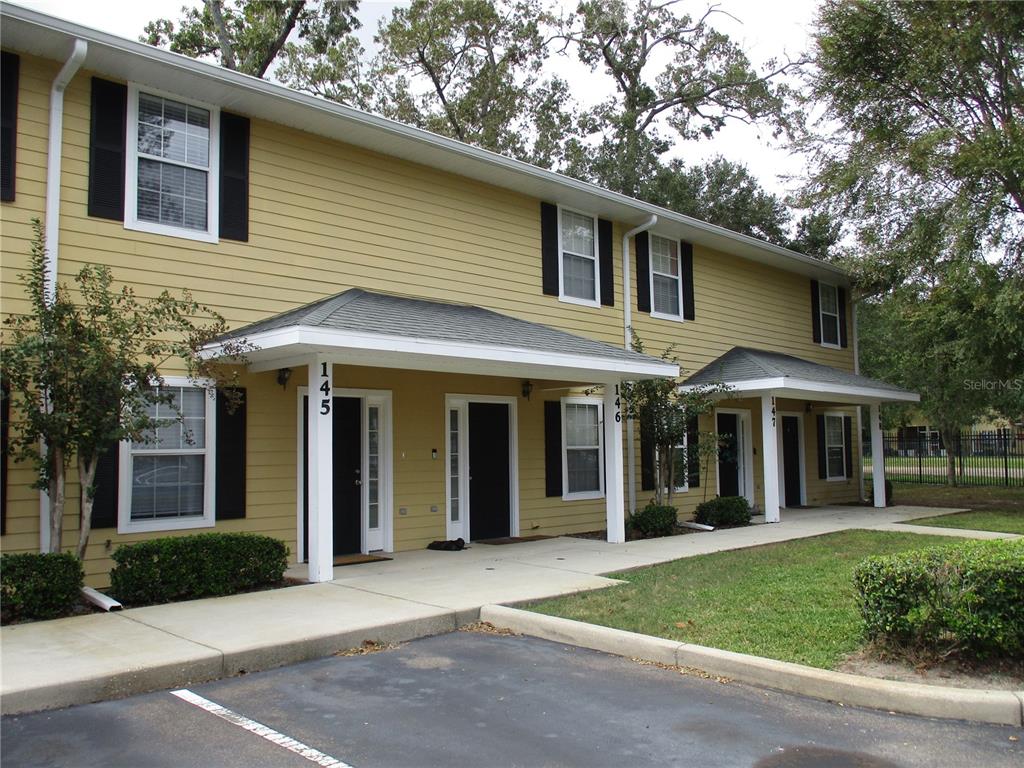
[558,207,600,307]
[561,397,604,500]
[650,234,683,320]
[118,377,216,534]
[819,282,841,347]
[824,413,846,480]
[125,85,220,243]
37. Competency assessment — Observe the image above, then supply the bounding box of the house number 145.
[319,361,331,415]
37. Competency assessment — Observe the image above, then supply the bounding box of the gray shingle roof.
[682,346,913,395]
[219,288,666,367]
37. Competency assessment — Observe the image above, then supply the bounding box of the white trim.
[648,233,685,322]
[823,411,848,481]
[557,206,601,308]
[776,411,807,507]
[210,325,679,382]
[561,396,605,501]
[2,4,851,284]
[444,394,520,542]
[296,385,394,562]
[713,407,754,507]
[682,376,919,404]
[124,83,220,244]
[117,376,216,535]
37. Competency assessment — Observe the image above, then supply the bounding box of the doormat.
[332,554,392,567]
[475,535,552,545]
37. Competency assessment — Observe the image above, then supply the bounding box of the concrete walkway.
[2,505,1016,714]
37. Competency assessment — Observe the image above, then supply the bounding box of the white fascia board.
[0,1,848,285]
[681,376,919,403]
[205,325,679,381]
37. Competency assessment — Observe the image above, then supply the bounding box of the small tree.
[2,220,251,558]
[620,335,729,506]
[695,430,729,503]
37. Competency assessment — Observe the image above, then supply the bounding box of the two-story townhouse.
[0,4,917,587]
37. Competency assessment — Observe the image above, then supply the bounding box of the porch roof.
[206,288,679,383]
[681,346,919,404]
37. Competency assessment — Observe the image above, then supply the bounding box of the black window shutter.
[816,414,827,480]
[598,218,614,306]
[686,415,700,488]
[219,112,250,241]
[1,381,9,535]
[540,202,559,296]
[680,240,695,321]
[843,415,853,479]
[88,78,127,221]
[838,287,849,348]
[635,231,651,313]
[216,388,247,519]
[544,401,562,497]
[1,52,20,202]
[91,443,120,529]
[640,419,655,491]
[810,279,821,344]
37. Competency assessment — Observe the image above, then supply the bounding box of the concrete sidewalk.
[2,504,1015,714]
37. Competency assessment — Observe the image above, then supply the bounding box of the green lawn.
[892,483,1024,511]
[527,530,965,670]
[904,509,1024,535]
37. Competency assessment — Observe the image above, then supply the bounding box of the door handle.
[355,479,362,486]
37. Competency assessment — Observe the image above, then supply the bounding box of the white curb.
[480,604,1024,727]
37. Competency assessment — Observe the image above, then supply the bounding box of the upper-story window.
[126,86,220,243]
[818,282,841,347]
[559,208,600,306]
[650,234,682,319]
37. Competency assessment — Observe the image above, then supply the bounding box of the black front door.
[716,412,740,497]
[303,396,362,559]
[781,415,802,507]
[468,402,511,540]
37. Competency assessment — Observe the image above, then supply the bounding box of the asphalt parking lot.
[2,631,1020,768]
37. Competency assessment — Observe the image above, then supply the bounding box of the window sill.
[558,294,601,309]
[125,218,219,244]
[117,514,216,535]
[650,311,685,323]
[819,342,843,350]
[562,490,605,502]
[826,476,848,483]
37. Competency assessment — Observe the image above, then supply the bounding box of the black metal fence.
[863,428,1024,487]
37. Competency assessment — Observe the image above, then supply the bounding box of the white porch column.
[604,383,626,543]
[870,402,886,508]
[307,355,334,582]
[760,392,781,523]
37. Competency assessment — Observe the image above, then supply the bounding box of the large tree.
[371,0,574,167]
[2,222,250,558]
[559,0,800,196]
[143,0,360,79]
[800,0,1024,293]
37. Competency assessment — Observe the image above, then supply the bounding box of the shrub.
[630,504,678,538]
[694,496,752,527]
[0,552,84,623]
[110,533,289,606]
[853,538,1024,660]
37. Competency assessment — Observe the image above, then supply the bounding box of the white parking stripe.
[170,689,352,768]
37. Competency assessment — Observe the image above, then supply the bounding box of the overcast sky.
[18,0,819,198]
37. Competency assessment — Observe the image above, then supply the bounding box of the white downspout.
[622,215,657,517]
[852,298,866,502]
[39,39,88,553]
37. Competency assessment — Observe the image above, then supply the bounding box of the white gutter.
[44,37,87,302]
[38,37,86,553]
[622,215,658,516]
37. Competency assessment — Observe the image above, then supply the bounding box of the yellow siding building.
[0,6,916,586]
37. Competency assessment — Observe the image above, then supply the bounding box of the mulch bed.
[568,524,703,542]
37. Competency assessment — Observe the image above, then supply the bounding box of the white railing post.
[307,356,334,582]
[760,392,780,523]
[604,383,625,543]
[870,403,886,508]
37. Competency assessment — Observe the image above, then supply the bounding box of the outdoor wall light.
[277,367,292,390]
[522,380,533,400]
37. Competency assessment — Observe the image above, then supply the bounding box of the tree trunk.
[47,444,65,553]
[938,427,957,487]
[76,454,98,561]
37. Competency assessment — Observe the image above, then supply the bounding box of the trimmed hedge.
[695,496,752,527]
[630,504,678,538]
[110,533,289,606]
[1,552,84,623]
[853,538,1024,660]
